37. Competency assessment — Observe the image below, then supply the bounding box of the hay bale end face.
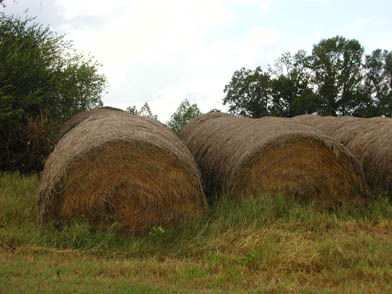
[293,114,392,193]
[179,113,368,207]
[37,109,206,231]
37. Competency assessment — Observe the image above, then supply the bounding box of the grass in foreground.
[0,172,391,293]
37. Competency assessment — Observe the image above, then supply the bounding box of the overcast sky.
[3,0,392,122]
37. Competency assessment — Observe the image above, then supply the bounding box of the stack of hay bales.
[179,112,369,207]
[292,114,392,193]
[37,108,206,232]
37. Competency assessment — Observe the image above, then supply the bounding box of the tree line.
[223,36,392,118]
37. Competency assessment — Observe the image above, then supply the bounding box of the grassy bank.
[0,172,391,293]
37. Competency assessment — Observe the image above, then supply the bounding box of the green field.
[0,172,391,293]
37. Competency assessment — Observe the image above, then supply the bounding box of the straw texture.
[179,113,369,207]
[37,109,206,231]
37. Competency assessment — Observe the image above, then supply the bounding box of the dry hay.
[37,109,206,232]
[55,107,124,144]
[292,114,392,193]
[179,112,369,207]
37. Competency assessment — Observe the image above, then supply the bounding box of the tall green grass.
[1,172,391,255]
[1,172,391,293]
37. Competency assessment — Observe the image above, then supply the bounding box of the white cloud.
[379,38,392,50]
[356,18,372,26]
[236,26,280,67]
[377,18,388,25]
[4,0,281,121]
[355,17,390,27]
[55,0,129,20]
[302,0,328,3]
[228,0,258,4]
[228,0,271,11]
[45,1,281,121]
[259,1,271,11]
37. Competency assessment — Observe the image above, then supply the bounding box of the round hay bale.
[37,110,206,232]
[294,115,364,144]
[179,113,369,207]
[290,114,328,126]
[55,107,124,144]
[293,115,392,193]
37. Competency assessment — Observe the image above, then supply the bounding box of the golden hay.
[37,109,206,232]
[55,106,124,144]
[292,114,392,193]
[179,113,369,207]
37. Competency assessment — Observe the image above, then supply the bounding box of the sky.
[2,0,392,122]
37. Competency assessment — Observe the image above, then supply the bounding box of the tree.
[309,36,364,116]
[223,36,388,119]
[167,99,202,132]
[223,52,317,118]
[268,50,317,117]
[355,49,392,117]
[126,102,158,120]
[0,13,107,172]
[223,67,272,118]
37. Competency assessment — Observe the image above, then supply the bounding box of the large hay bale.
[179,113,368,207]
[37,109,206,231]
[292,114,392,193]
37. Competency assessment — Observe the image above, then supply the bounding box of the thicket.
[0,13,107,173]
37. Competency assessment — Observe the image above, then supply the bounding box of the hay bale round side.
[293,115,392,193]
[37,110,206,232]
[290,114,328,126]
[179,113,368,207]
[55,107,124,144]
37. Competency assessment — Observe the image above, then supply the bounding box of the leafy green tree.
[223,36,389,119]
[167,99,202,132]
[223,52,317,118]
[0,13,107,172]
[355,49,392,117]
[268,51,317,117]
[223,67,272,118]
[126,102,158,120]
[309,36,364,116]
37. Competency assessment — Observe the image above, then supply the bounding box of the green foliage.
[126,102,158,120]
[357,49,392,117]
[166,98,202,132]
[0,13,107,172]
[310,36,364,116]
[223,67,272,118]
[269,50,318,117]
[224,35,391,118]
